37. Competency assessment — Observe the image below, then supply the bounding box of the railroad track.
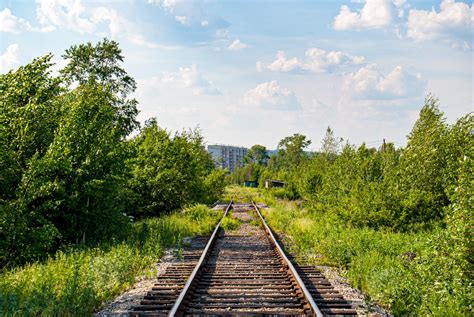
[131,201,357,316]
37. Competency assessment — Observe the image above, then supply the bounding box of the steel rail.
[168,200,233,317]
[252,201,324,317]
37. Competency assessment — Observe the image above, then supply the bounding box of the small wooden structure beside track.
[131,201,357,316]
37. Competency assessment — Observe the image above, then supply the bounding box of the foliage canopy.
[0,39,225,268]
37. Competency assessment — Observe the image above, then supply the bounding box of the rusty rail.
[252,201,323,317]
[132,200,356,316]
[168,200,233,316]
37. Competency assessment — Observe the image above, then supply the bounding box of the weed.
[249,219,261,227]
[262,198,471,316]
[0,204,221,315]
[220,217,241,231]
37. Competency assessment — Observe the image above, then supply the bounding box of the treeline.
[233,97,472,231]
[0,39,226,268]
[232,98,472,313]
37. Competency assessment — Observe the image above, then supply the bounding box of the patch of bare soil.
[229,206,261,236]
[232,210,253,222]
[233,221,261,236]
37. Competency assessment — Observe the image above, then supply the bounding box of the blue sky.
[1,0,472,150]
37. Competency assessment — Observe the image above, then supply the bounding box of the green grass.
[223,185,260,202]
[220,215,241,231]
[0,204,222,315]
[262,200,470,316]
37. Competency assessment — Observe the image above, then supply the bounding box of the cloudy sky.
[1,0,472,150]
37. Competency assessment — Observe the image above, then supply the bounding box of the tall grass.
[262,202,470,316]
[0,205,221,315]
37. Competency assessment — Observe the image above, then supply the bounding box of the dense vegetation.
[0,39,226,269]
[0,39,226,314]
[262,198,470,316]
[230,98,472,315]
[1,36,471,316]
[0,205,221,315]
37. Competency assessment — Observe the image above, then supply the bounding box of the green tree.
[414,154,473,315]
[17,83,132,246]
[321,126,342,157]
[129,119,218,217]
[60,38,138,136]
[0,39,141,266]
[399,96,449,224]
[277,133,311,169]
[244,145,269,165]
[230,162,245,184]
[0,55,63,267]
[445,154,473,291]
[0,54,62,201]
[444,113,474,196]
[203,169,228,203]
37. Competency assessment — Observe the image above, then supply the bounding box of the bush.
[262,201,471,316]
[182,204,217,222]
[0,205,221,315]
[0,40,225,267]
[129,120,218,218]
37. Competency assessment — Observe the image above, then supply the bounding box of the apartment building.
[207,144,248,172]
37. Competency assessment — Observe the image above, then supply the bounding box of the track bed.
[132,202,357,316]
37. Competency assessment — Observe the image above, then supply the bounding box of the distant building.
[266,149,278,157]
[207,144,248,172]
[265,179,285,189]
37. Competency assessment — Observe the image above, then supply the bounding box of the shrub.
[262,200,471,316]
[0,205,221,315]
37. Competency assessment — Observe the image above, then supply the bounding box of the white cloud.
[139,65,221,95]
[227,39,247,51]
[91,7,121,36]
[267,51,300,72]
[33,0,157,47]
[265,48,365,73]
[303,48,365,72]
[148,0,211,27]
[392,0,408,17]
[392,0,406,5]
[256,61,263,72]
[147,0,179,11]
[450,41,471,51]
[36,0,95,34]
[242,81,301,111]
[342,64,426,99]
[0,7,53,33]
[407,0,473,45]
[92,7,158,48]
[177,65,221,95]
[334,0,393,30]
[0,44,20,73]
[0,8,31,33]
[175,15,188,25]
